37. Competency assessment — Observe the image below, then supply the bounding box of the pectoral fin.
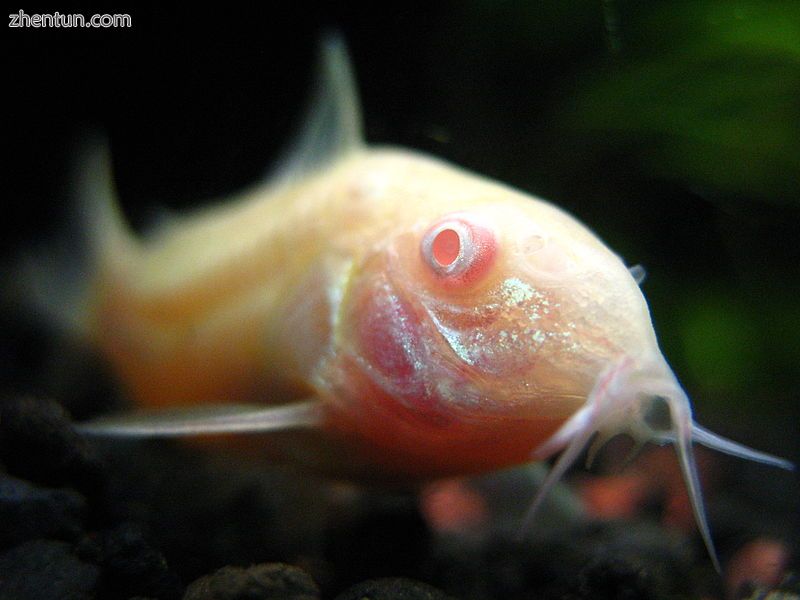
[76,400,323,437]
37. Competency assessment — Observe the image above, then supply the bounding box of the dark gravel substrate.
[1,396,798,599]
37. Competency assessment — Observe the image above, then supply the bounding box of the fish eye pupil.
[432,228,461,267]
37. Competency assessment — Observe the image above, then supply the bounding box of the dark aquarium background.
[5,2,799,599]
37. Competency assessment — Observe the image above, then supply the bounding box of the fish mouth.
[517,352,794,573]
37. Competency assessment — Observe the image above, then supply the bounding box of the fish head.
[329,164,791,565]
[327,167,669,475]
[408,202,661,415]
[335,190,661,426]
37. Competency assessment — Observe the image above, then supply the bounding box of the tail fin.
[13,133,134,338]
[75,133,133,274]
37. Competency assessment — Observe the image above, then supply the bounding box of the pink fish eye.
[421,214,496,286]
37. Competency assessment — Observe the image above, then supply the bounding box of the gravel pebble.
[0,475,87,549]
[0,397,105,495]
[0,539,100,600]
[183,563,320,600]
[99,522,183,600]
[334,577,456,600]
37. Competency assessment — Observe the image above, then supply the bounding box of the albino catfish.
[43,38,790,571]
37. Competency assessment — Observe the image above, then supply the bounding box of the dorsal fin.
[269,33,364,184]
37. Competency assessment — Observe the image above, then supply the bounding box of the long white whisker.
[691,423,794,470]
[521,356,635,536]
[668,394,722,573]
[520,425,596,535]
[533,404,593,460]
[585,429,614,469]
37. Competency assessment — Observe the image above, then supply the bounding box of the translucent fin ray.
[14,134,133,337]
[76,133,132,264]
[269,33,364,184]
[76,400,323,437]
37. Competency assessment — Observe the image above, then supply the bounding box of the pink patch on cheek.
[346,276,459,429]
[356,282,424,387]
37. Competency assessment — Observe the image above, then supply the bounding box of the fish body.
[64,37,791,569]
[91,147,651,478]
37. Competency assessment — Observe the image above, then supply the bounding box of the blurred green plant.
[562,0,800,204]
[673,286,800,419]
[680,295,756,395]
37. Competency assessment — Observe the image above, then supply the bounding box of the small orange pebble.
[725,538,790,599]
[582,445,720,533]
[27,36,791,572]
[578,473,651,520]
[420,479,489,533]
